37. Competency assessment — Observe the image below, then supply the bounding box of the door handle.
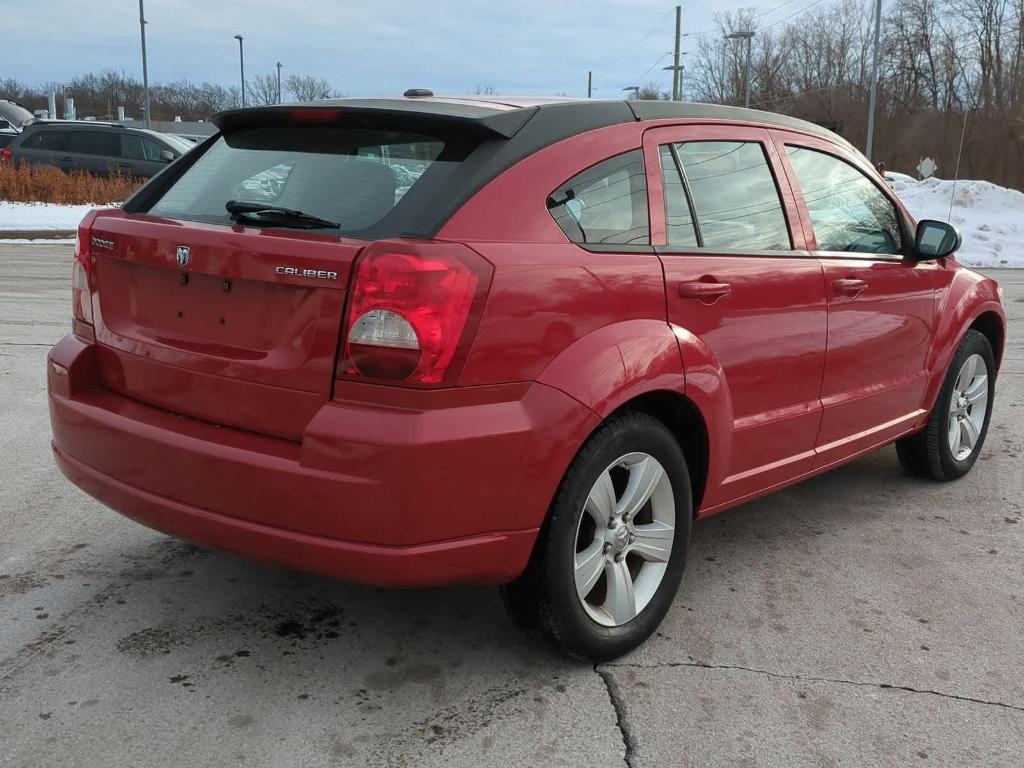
[679,281,732,303]
[833,278,867,297]
[118,162,133,168]
[57,155,72,162]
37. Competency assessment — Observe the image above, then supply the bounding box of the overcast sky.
[6,0,758,99]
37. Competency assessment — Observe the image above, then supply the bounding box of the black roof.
[212,96,850,149]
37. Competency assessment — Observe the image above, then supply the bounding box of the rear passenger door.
[13,128,73,171]
[774,133,937,467]
[644,125,828,509]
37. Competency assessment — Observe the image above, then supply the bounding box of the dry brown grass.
[0,162,142,205]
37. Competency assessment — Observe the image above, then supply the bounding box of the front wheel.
[501,412,692,661]
[897,329,996,481]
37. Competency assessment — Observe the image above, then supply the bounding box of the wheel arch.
[607,389,710,515]
[969,310,1005,370]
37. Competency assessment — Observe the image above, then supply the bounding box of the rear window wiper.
[225,200,340,229]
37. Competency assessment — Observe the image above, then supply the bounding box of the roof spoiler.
[212,100,538,140]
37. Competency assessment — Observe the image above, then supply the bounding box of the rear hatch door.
[91,211,360,441]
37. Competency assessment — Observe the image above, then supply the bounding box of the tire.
[501,411,692,661]
[896,329,996,481]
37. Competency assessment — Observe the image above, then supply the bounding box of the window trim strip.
[667,142,704,248]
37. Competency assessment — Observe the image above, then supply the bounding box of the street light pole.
[276,62,283,103]
[138,0,151,127]
[725,31,755,108]
[622,86,640,99]
[865,0,882,161]
[234,35,246,107]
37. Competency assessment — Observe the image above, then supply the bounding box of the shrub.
[0,162,143,205]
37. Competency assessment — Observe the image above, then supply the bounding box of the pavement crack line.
[604,659,1024,714]
[596,665,637,768]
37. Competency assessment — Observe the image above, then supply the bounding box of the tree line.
[678,0,1024,188]
[0,70,339,123]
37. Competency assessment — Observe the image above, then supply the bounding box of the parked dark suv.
[3,122,193,178]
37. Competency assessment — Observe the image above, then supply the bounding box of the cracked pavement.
[2,244,1022,766]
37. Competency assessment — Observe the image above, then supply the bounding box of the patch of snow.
[890,177,1024,268]
[0,202,107,232]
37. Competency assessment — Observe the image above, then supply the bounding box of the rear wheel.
[501,412,691,661]
[897,329,995,481]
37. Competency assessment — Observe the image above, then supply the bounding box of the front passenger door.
[777,135,937,467]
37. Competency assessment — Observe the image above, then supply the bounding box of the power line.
[629,6,676,50]
[762,0,830,31]
[627,51,671,86]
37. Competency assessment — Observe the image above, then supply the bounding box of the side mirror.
[160,149,175,163]
[914,219,961,259]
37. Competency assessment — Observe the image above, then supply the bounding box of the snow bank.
[891,177,1024,268]
[0,202,99,232]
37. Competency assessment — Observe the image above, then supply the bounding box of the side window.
[142,138,168,161]
[24,130,70,151]
[547,150,649,245]
[121,134,167,161]
[67,131,118,157]
[669,141,791,250]
[786,145,902,254]
[120,134,147,160]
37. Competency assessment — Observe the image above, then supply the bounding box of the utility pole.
[662,5,685,101]
[138,0,151,127]
[865,0,882,161]
[587,70,592,98]
[673,5,681,100]
[725,31,755,108]
[276,61,283,103]
[234,34,246,107]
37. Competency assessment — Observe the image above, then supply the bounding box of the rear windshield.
[146,125,462,236]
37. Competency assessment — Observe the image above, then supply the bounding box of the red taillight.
[72,210,99,340]
[0,147,11,161]
[338,241,492,386]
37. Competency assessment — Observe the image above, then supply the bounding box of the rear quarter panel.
[442,122,679,397]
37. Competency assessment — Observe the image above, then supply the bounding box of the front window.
[786,145,903,254]
[121,134,169,161]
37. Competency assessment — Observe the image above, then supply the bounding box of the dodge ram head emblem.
[175,245,190,267]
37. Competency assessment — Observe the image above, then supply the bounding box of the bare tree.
[247,73,280,105]
[637,81,670,100]
[285,75,334,102]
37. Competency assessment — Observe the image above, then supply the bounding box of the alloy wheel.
[947,353,989,461]
[573,452,676,627]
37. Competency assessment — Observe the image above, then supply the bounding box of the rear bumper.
[48,335,599,586]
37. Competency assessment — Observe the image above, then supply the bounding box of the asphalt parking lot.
[1,242,1022,767]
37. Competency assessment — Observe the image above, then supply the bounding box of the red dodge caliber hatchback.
[49,96,1005,659]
